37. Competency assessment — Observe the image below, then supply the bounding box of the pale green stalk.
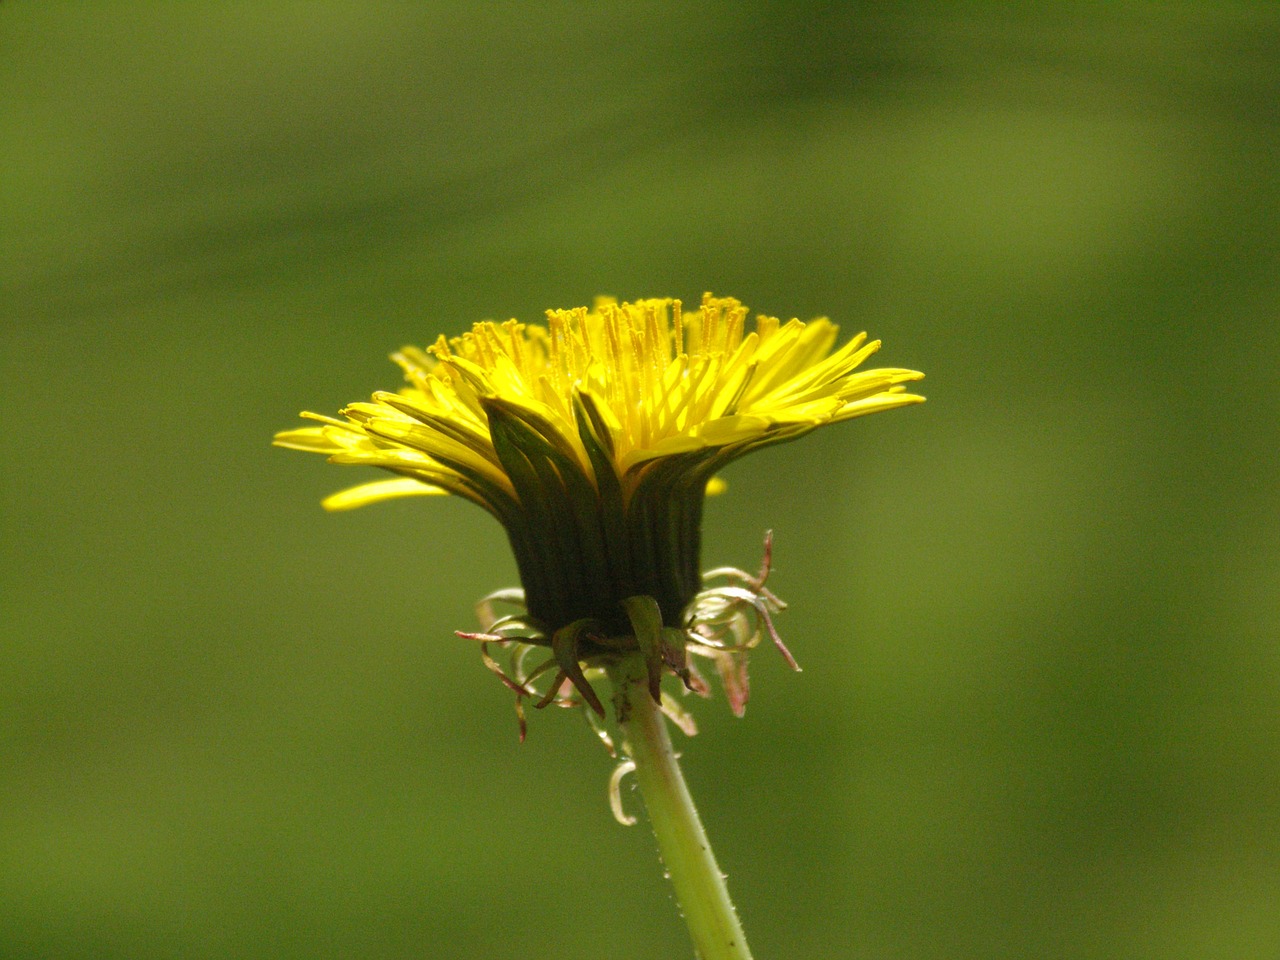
[610,655,754,960]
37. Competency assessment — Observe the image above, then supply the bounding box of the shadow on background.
[3,3,1278,958]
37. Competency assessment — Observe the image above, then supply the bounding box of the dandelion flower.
[275,294,923,716]
[276,292,924,960]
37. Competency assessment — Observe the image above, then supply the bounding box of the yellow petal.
[321,478,448,511]
[833,391,927,421]
[695,414,772,445]
[273,427,341,453]
[619,433,708,472]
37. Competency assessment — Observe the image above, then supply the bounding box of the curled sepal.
[545,618,607,717]
[474,587,528,632]
[477,639,563,741]
[711,647,751,718]
[608,759,638,826]
[476,640,534,741]
[704,585,799,671]
[682,530,796,715]
[659,690,699,737]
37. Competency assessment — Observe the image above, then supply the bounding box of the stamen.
[722,301,745,354]
[469,324,495,369]
[627,324,650,447]
[699,292,718,355]
[503,319,526,376]
[601,304,624,411]
[755,313,779,341]
[426,333,452,361]
[672,298,684,357]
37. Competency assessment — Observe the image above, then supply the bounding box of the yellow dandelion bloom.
[275,293,923,653]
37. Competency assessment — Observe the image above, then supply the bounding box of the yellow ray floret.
[275,293,923,634]
[274,293,924,512]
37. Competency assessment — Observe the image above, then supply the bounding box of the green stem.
[610,656,754,960]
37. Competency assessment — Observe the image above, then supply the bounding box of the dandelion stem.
[610,655,754,960]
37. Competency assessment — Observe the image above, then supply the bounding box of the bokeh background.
[3,3,1278,958]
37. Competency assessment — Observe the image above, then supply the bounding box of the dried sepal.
[467,533,793,736]
[659,691,699,737]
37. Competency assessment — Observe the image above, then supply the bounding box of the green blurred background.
[3,3,1278,958]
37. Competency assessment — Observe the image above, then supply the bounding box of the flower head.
[276,294,923,721]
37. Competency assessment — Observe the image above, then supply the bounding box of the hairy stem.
[610,655,754,960]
